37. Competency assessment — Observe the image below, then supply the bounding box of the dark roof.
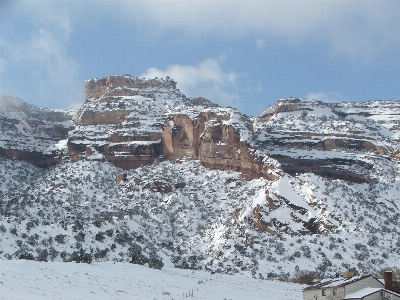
[303,275,383,291]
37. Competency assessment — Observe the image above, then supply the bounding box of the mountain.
[0,76,399,281]
[0,95,74,167]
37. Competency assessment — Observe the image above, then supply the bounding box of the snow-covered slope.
[0,260,303,299]
[253,98,400,184]
[0,158,399,280]
[0,79,399,284]
[0,95,73,166]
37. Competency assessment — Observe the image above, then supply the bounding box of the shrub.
[334,253,343,259]
[292,270,317,285]
[36,249,48,262]
[72,220,83,232]
[94,248,109,259]
[55,234,67,244]
[71,248,93,264]
[74,231,85,242]
[26,221,35,231]
[95,232,105,242]
[93,220,102,228]
[105,229,114,237]
[148,256,164,270]
[130,252,148,265]
[48,247,59,261]
[275,242,285,255]
[19,252,34,260]
[27,235,38,246]
[115,231,132,246]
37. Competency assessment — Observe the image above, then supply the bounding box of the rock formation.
[68,75,277,179]
[0,95,74,167]
[2,76,400,187]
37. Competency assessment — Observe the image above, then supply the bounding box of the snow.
[0,260,303,300]
[274,178,309,209]
[344,287,382,299]
[1,89,400,287]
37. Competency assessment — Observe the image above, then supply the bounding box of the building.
[303,275,384,300]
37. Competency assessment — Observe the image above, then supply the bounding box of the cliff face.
[84,75,170,100]
[163,112,276,180]
[0,96,74,167]
[65,78,400,185]
[69,75,272,179]
[2,78,399,187]
[253,97,400,184]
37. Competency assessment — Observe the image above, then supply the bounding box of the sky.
[0,0,400,116]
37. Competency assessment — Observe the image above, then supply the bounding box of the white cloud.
[306,92,345,103]
[140,55,241,109]
[5,1,396,68]
[109,0,400,59]
[0,1,81,108]
[10,28,80,108]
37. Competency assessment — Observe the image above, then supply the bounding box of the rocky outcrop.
[0,96,73,168]
[79,109,134,126]
[117,173,127,183]
[84,75,171,101]
[162,112,277,180]
[70,75,279,180]
[5,76,397,188]
[0,148,62,168]
[270,154,373,184]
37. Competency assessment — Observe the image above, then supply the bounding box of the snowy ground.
[0,260,303,300]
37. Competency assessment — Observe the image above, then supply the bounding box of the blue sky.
[1,0,399,116]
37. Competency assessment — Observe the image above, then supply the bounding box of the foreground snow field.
[0,260,303,299]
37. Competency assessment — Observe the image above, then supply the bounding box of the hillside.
[0,76,399,282]
[0,260,303,299]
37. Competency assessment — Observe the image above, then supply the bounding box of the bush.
[93,220,102,228]
[26,221,35,231]
[292,270,317,285]
[55,234,67,244]
[36,249,48,262]
[148,256,164,270]
[105,229,114,237]
[115,231,132,246]
[172,256,189,269]
[334,253,343,259]
[27,235,38,246]
[275,242,285,255]
[19,252,34,260]
[49,247,59,261]
[72,220,83,232]
[94,248,109,259]
[71,248,93,264]
[95,232,105,242]
[74,231,85,242]
[130,253,148,265]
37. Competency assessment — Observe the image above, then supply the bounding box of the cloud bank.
[113,0,400,59]
[140,55,242,109]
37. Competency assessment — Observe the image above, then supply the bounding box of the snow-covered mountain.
[0,76,399,282]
